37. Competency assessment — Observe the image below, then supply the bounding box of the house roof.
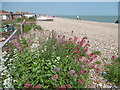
[16,12,29,14]
[0,10,10,14]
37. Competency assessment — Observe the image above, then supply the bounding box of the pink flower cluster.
[24,83,41,88]
[52,75,59,80]
[69,70,75,74]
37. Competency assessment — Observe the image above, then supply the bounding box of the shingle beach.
[36,17,118,88]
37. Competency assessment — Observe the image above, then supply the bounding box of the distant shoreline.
[55,15,118,24]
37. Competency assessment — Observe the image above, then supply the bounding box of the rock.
[102,71,107,76]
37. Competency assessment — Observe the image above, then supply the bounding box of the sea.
[56,16,118,23]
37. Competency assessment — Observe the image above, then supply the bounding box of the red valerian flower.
[80,82,84,85]
[55,39,58,41]
[83,60,90,64]
[62,35,65,38]
[83,37,87,40]
[111,56,115,60]
[25,83,31,87]
[69,70,75,74]
[18,46,23,52]
[58,35,60,37]
[79,56,83,59]
[52,75,59,80]
[54,75,59,79]
[81,70,87,74]
[69,38,72,41]
[79,43,83,47]
[95,68,100,73]
[78,71,81,74]
[93,55,97,58]
[66,47,69,49]
[76,50,80,54]
[91,65,95,69]
[35,85,41,88]
[89,53,94,57]
[56,68,60,72]
[88,58,93,61]
[74,36,78,41]
[73,74,78,78]
[78,78,85,82]
[59,86,66,88]
[78,78,85,85]
[73,47,77,50]
[85,44,90,47]
[65,41,69,43]
[76,59,80,62]
[81,65,85,68]
[66,84,72,88]
[17,42,21,47]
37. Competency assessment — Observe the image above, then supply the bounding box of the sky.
[2,2,118,16]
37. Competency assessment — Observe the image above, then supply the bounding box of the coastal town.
[0,9,119,88]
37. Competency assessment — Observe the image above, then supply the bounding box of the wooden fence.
[0,19,26,57]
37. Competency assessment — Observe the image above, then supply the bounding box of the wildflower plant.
[2,31,100,88]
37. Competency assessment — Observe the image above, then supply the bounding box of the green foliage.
[17,18,24,23]
[23,24,42,33]
[105,57,120,86]
[24,24,32,33]
[27,17,36,21]
[95,61,101,64]
[34,25,42,30]
[2,33,99,88]
[92,51,101,55]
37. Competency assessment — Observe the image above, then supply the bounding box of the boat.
[37,16,53,21]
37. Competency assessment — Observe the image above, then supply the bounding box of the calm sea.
[57,16,118,23]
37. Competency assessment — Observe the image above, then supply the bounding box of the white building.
[24,14,35,18]
[0,10,12,20]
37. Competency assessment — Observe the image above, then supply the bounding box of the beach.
[36,17,118,88]
[36,17,118,58]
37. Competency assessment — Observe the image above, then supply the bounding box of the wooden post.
[21,19,26,34]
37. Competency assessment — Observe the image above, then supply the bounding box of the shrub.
[17,18,23,23]
[27,17,36,21]
[24,24,32,33]
[104,57,120,86]
[2,32,99,88]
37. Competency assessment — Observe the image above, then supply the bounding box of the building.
[12,13,22,19]
[16,12,36,18]
[0,10,12,20]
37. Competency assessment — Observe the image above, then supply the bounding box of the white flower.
[1,73,5,76]
[7,54,10,57]
[2,51,8,57]
[57,62,59,63]
[46,37,48,41]
[3,77,13,88]
[52,65,56,68]
[66,56,69,57]
[56,57,60,60]
[7,74,10,77]
[9,59,13,62]
[55,59,57,62]
[13,80,17,83]
[42,50,44,52]
[0,65,7,72]
[44,48,46,51]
